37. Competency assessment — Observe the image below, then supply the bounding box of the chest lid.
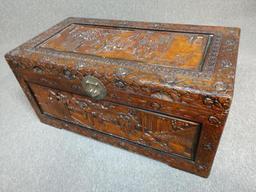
[5,17,240,112]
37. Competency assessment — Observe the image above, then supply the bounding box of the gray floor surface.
[0,1,256,191]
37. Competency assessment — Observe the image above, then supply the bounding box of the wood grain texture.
[4,17,240,177]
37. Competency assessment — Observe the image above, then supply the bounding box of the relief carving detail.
[36,86,200,160]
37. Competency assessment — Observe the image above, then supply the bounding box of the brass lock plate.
[81,75,107,100]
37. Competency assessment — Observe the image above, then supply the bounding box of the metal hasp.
[82,75,107,100]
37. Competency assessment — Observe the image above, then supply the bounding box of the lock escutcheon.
[82,75,107,100]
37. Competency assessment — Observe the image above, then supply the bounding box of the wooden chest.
[5,17,240,177]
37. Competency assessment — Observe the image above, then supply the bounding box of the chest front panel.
[30,83,201,160]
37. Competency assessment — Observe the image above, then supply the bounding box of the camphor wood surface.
[4,17,240,177]
[30,83,200,160]
[40,24,209,70]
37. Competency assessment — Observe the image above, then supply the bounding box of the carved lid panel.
[39,24,210,71]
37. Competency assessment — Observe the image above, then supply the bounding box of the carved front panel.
[39,24,210,70]
[30,83,200,160]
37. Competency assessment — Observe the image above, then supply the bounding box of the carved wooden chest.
[5,17,240,177]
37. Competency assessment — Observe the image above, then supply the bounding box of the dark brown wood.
[4,17,240,177]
